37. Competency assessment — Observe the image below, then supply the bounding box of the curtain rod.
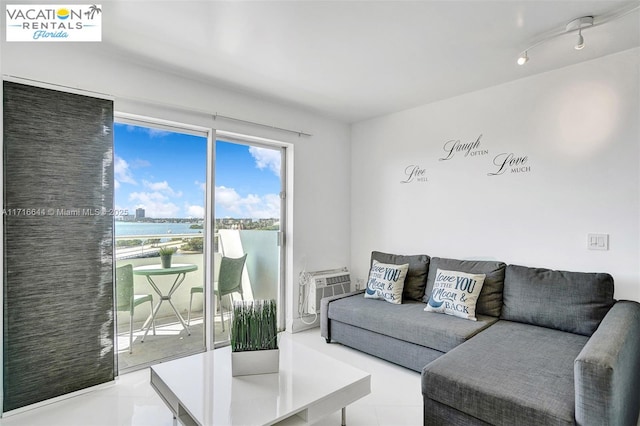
[213,113,312,137]
[2,75,313,138]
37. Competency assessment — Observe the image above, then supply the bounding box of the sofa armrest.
[320,290,364,341]
[574,300,640,426]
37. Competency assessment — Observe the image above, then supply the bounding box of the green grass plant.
[158,246,177,256]
[231,300,278,352]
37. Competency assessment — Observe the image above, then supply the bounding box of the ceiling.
[101,1,640,123]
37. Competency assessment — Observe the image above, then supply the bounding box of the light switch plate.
[587,233,609,251]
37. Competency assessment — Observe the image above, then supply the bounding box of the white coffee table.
[150,335,371,425]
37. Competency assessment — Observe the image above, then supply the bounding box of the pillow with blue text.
[425,269,486,320]
[364,260,409,304]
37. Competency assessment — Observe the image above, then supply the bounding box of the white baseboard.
[1,379,116,418]
[287,316,320,333]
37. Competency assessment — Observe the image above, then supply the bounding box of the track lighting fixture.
[516,15,593,65]
[567,17,592,50]
[515,4,638,65]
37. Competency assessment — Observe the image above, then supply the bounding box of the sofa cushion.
[423,257,506,317]
[425,269,486,321]
[364,260,408,304]
[422,321,589,426]
[371,251,429,301]
[501,264,615,336]
[330,321,444,372]
[328,294,497,353]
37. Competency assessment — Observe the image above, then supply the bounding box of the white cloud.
[216,186,241,209]
[144,128,171,138]
[125,124,170,139]
[131,158,151,169]
[129,191,180,218]
[249,146,281,177]
[185,204,205,218]
[195,180,206,191]
[215,186,280,219]
[129,180,183,218]
[143,180,182,197]
[248,193,281,218]
[114,155,137,188]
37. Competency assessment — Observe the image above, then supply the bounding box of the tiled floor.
[0,328,423,426]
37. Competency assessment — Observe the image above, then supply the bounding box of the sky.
[114,123,281,219]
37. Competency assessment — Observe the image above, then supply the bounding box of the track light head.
[575,29,585,50]
[517,51,529,65]
[567,16,592,51]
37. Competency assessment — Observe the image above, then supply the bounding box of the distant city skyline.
[114,123,281,219]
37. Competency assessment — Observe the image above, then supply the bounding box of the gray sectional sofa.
[320,251,640,426]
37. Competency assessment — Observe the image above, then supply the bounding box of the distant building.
[135,208,145,219]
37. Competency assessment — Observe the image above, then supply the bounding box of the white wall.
[1,42,352,332]
[351,48,640,302]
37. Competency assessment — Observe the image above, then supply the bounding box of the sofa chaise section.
[422,320,589,426]
[422,263,640,425]
[422,301,640,426]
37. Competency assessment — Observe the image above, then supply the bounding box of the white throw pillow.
[425,268,486,320]
[364,260,409,304]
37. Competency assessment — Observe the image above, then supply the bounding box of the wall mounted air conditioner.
[305,267,351,314]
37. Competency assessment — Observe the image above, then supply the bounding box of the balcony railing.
[114,229,279,325]
[115,229,279,370]
[115,233,206,261]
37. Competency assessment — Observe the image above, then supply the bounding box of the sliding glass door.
[213,137,286,346]
[112,120,287,358]
[113,118,209,372]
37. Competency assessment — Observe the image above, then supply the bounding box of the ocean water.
[115,221,203,237]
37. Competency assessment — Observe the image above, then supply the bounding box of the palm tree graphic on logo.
[84,5,102,20]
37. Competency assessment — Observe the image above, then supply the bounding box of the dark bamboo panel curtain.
[3,81,115,412]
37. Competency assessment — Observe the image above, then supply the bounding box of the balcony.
[115,229,279,372]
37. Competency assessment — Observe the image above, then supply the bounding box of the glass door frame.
[114,112,216,354]
[214,131,289,335]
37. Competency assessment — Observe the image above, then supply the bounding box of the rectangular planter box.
[231,349,280,377]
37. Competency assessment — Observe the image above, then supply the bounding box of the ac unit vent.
[306,268,351,314]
